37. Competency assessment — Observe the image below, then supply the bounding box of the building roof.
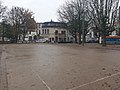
[42,20,66,28]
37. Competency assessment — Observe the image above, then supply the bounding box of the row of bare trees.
[58,0,119,46]
[0,1,36,43]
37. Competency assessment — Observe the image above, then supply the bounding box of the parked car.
[10,38,16,43]
[86,38,98,43]
[36,38,48,43]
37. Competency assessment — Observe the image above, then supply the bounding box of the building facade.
[37,20,74,43]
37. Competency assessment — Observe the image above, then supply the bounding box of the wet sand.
[1,44,120,90]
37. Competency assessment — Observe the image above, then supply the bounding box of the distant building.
[37,20,74,43]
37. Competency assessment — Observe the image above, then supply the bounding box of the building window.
[42,29,44,34]
[39,30,41,34]
[52,38,54,41]
[47,29,49,34]
[45,29,46,34]
[70,37,73,40]
[49,38,51,42]
[55,30,58,35]
[61,31,66,34]
[37,24,39,28]
[64,38,66,41]
[59,38,61,41]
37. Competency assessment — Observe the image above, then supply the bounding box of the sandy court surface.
[0,45,8,90]
[1,44,120,90]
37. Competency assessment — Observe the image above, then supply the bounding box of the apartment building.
[37,20,74,43]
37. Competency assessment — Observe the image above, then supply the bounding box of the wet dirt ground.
[1,44,120,90]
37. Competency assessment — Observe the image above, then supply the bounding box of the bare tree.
[58,1,78,43]
[0,1,6,19]
[20,9,36,41]
[5,7,23,43]
[117,6,120,35]
[0,1,7,42]
[88,0,119,46]
[5,6,36,43]
[72,0,91,45]
[58,0,91,44]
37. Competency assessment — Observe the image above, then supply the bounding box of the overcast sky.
[2,0,66,22]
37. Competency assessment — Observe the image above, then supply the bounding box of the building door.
[55,36,58,42]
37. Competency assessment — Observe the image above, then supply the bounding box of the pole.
[118,6,120,35]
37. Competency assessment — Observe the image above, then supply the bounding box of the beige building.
[37,20,74,43]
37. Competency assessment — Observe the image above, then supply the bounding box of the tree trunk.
[15,34,18,43]
[82,29,85,46]
[74,31,77,43]
[102,31,106,47]
[98,32,101,44]
[83,34,86,43]
[102,37,106,46]
[15,25,18,43]
[78,33,81,44]
[2,36,4,42]
[2,23,5,42]
[22,33,25,42]
[2,29,4,42]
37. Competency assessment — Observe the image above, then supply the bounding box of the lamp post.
[119,6,120,35]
